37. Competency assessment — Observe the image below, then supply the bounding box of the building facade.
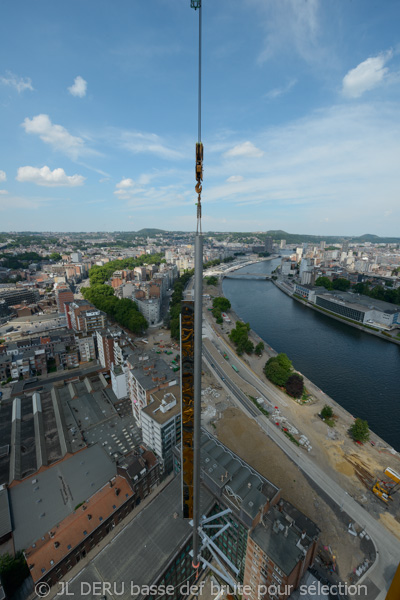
[141,386,181,474]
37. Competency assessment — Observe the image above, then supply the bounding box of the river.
[222,257,400,451]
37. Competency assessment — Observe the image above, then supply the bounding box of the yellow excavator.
[372,467,400,504]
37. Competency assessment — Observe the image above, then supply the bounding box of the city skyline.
[1,0,400,234]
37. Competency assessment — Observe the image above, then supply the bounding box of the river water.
[222,257,400,451]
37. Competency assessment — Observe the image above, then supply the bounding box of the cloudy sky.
[1,0,399,235]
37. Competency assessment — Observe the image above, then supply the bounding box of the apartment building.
[65,300,106,334]
[0,288,40,307]
[127,357,177,427]
[111,363,128,399]
[96,329,115,369]
[243,502,319,599]
[75,335,96,363]
[55,286,74,314]
[141,385,181,473]
[134,297,160,326]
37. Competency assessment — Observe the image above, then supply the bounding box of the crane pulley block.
[195,142,203,183]
[191,0,201,9]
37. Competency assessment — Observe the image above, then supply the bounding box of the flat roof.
[250,503,319,576]
[316,290,400,314]
[10,444,116,550]
[130,358,177,391]
[142,385,181,425]
[0,487,12,539]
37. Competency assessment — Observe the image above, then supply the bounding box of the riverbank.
[274,278,400,347]
[206,278,400,540]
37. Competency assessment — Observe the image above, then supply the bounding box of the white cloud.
[0,170,6,182]
[0,71,34,93]
[224,141,264,158]
[265,79,297,99]
[116,178,135,189]
[119,131,183,160]
[226,175,244,183]
[248,0,321,65]
[0,190,9,195]
[16,166,85,187]
[68,76,87,98]
[342,52,392,98]
[21,114,86,159]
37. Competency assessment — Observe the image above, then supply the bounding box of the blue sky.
[1,0,400,235]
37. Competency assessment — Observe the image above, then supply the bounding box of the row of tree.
[211,296,231,324]
[82,284,147,334]
[88,253,164,286]
[352,282,400,305]
[315,276,400,305]
[228,321,263,356]
[263,353,304,398]
[315,276,351,291]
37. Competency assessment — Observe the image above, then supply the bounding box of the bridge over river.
[222,272,272,280]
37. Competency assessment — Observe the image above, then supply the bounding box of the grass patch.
[324,417,336,427]
[249,395,269,417]
[283,430,300,446]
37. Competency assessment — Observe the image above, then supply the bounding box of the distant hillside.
[265,230,400,245]
[135,228,166,236]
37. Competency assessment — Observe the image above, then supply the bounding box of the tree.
[350,418,370,443]
[315,276,333,290]
[212,297,231,312]
[255,341,264,355]
[332,278,350,291]
[321,405,333,420]
[285,373,304,398]
[264,358,290,387]
[0,552,30,596]
[212,306,223,324]
[205,276,218,286]
[49,252,62,261]
[276,353,293,372]
[229,321,253,354]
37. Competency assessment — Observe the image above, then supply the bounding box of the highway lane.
[202,317,400,598]
[203,318,288,408]
[203,344,258,418]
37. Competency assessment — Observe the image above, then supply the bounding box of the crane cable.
[193,0,203,234]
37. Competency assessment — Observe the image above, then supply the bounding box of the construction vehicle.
[372,467,400,504]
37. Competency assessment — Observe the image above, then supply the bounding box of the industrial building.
[293,284,400,328]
